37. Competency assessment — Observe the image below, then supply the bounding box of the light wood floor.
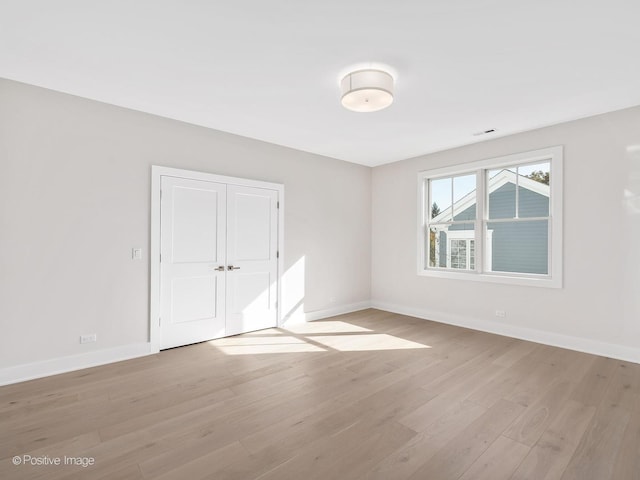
[1,309,639,480]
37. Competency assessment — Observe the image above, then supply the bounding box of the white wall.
[0,79,371,378]
[372,106,640,361]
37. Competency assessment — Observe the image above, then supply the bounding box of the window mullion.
[450,177,454,220]
[515,167,520,219]
[487,216,550,223]
[426,178,432,269]
[476,169,485,274]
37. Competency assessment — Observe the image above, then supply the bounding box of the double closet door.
[159,176,279,350]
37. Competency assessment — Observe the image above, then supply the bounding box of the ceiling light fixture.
[340,69,394,113]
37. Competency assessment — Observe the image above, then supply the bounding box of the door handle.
[212,265,225,271]
[227,265,240,270]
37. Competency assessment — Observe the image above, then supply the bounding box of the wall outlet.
[80,334,97,344]
[132,248,142,260]
[495,310,506,318]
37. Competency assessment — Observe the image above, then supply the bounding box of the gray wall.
[0,79,372,369]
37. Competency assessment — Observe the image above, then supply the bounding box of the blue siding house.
[431,170,549,274]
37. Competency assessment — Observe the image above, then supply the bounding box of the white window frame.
[417,146,563,288]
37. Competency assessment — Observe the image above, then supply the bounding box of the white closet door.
[225,185,278,336]
[160,176,227,349]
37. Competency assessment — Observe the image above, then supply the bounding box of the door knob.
[227,265,240,270]
[212,265,225,271]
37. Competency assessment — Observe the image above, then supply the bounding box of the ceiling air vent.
[473,128,496,136]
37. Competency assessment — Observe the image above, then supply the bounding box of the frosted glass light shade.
[340,69,394,112]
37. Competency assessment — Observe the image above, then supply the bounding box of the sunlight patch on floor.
[284,320,372,334]
[209,335,327,354]
[207,321,431,355]
[308,333,431,351]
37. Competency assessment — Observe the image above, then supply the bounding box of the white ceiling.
[2,1,639,167]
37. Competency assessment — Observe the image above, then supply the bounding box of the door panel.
[233,192,272,260]
[171,187,221,263]
[229,271,272,313]
[160,176,226,349]
[170,276,218,323]
[226,185,278,336]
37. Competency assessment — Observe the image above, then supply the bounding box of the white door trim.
[150,165,284,353]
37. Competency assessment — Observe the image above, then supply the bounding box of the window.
[418,146,563,288]
[448,233,475,270]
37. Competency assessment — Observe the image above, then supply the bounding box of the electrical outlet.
[80,334,97,344]
[495,310,506,318]
[132,248,142,260]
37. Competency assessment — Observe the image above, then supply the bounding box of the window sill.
[417,268,562,288]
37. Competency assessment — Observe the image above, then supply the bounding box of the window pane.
[450,239,467,269]
[453,174,476,220]
[428,226,447,268]
[430,178,452,221]
[518,161,550,218]
[470,240,475,270]
[486,220,548,274]
[487,167,517,219]
[429,223,475,270]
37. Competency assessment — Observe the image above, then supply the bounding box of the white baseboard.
[371,301,640,364]
[282,301,372,325]
[7,299,634,386]
[0,342,153,386]
[2,301,371,386]
[305,301,372,322]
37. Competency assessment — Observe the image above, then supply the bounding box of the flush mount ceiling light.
[340,69,394,113]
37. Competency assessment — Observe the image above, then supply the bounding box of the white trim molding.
[281,301,372,325]
[304,301,372,322]
[371,301,640,364]
[0,343,153,386]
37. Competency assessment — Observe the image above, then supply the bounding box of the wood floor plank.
[510,400,596,480]
[491,339,539,368]
[255,418,416,480]
[239,366,424,462]
[399,363,503,432]
[144,441,248,480]
[131,364,376,472]
[363,399,488,480]
[406,399,525,480]
[457,435,530,480]
[504,379,575,446]
[543,348,596,383]
[569,355,618,406]
[2,309,639,480]
[465,351,545,407]
[599,361,640,412]
[504,361,567,407]
[560,400,631,480]
[611,394,640,480]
